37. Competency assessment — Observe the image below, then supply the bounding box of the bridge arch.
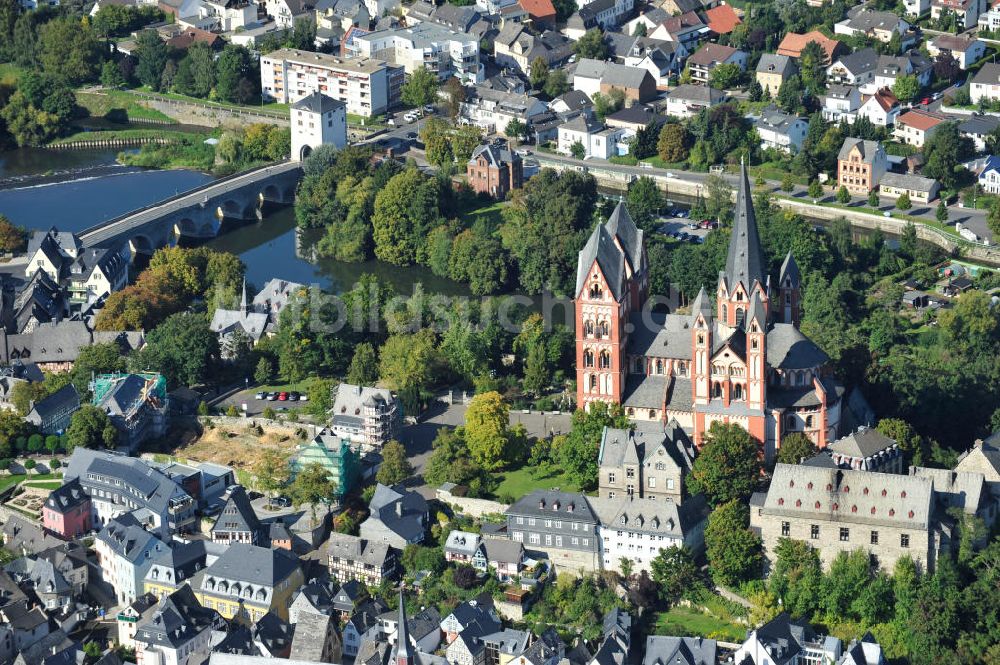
[199,221,216,237]
[261,184,281,202]
[129,234,154,256]
[217,199,244,220]
[174,218,197,237]
[299,145,312,161]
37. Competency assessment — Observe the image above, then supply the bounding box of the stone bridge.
[79,161,303,255]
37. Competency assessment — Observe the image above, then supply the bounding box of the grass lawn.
[76,90,177,123]
[0,473,62,493]
[53,128,211,144]
[460,201,507,231]
[131,88,290,116]
[652,605,746,642]
[492,465,579,500]
[23,481,63,490]
[255,380,314,393]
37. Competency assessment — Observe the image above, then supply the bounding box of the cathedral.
[574,163,844,458]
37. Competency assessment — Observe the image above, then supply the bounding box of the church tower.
[778,251,801,327]
[717,160,769,330]
[690,287,713,408]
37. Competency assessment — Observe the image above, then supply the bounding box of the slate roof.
[666,84,726,104]
[325,532,394,569]
[575,223,626,301]
[292,91,347,114]
[574,59,651,89]
[844,10,903,32]
[838,138,882,163]
[598,420,694,475]
[725,161,766,291]
[1,515,62,555]
[470,142,520,167]
[756,53,797,76]
[445,530,480,556]
[365,483,428,543]
[755,105,806,135]
[482,538,524,564]
[605,201,644,276]
[972,62,1000,86]
[507,490,599,523]
[588,494,709,536]
[136,586,220,649]
[779,252,801,287]
[643,636,717,665]
[766,323,829,369]
[289,611,333,661]
[97,513,166,564]
[551,90,593,112]
[959,114,1000,137]
[879,172,937,192]
[763,464,935,529]
[202,543,300,590]
[688,42,741,66]
[65,447,191,519]
[211,485,264,540]
[828,427,897,458]
[45,477,89,514]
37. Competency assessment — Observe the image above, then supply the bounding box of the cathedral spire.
[725,160,766,294]
[240,278,249,316]
[395,588,411,665]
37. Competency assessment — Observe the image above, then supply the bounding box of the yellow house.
[193,543,303,624]
[755,54,797,97]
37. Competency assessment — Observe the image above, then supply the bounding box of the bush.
[534,397,556,412]
[24,459,36,470]
[50,459,60,469]
[453,565,478,589]
[0,458,11,471]
[26,434,43,453]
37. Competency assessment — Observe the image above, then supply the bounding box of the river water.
[0,149,470,296]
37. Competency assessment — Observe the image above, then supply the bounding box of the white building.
[736,614,842,665]
[291,92,347,161]
[266,0,315,28]
[978,155,1000,194]
[353,23,482,83]
[664,84,725,119]
[856,88,900,127]
[134,587,222,665]
[826,48,878,90]
[95,515,168,605]
[822,85,860,123]
[873,53,933,93]
[754,106,808,154]
[971,62,1000,104]
[904,0,931,17]
[928,34,986,70]
[834,10,911,44]
[330,383,402,449]
[199,0,257,31]
[894,109,947,148]
[557,115,627,160]
[459,87,549,134]
[260,48,403,118]
[931,0,986,30]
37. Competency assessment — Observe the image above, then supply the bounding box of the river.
[0,150,471,296]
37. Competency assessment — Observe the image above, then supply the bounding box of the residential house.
[63,447,197,539]
[928,34,986,69]
[210,486,265,546]
[756,54,797,97]
[573,59,657,103]
[624,37,685,89]
[840,634,888,665]
[210,282,270,352]
[806,427,905,473]
[42,479,91,539]
[971,62,1000,104]
[557,115,627,159]
[837,138,888,195]
[856,87,900,127]
[686,43,747,86]
[290,433,360,499]
[440,597,500,645]
[472,539,525,578]
[195,544,303,623]
[704,3,740,35]
[251,279,305,322]
[290,611,342,664]
[253,611,295,657]
[493,24,573,74]
[117,593,158,650]
[776,31,845,63]
[643,636,716,665]
[23,229,81,283]
[564,0,635,40]
[359,484,428,548]
[95,514,168,605]
[754,105,809,153]
[978,154,1000,193]
[664,84,725,119]
[649,11,710,53]
[931,0,986,30]
[518,0,556,29]
[460,87,550,135]
[873,53,933,92]
[735,613,842,665]
[266,0,315,28]
[288,579,339,623]
[591,495,709,574]
[751,464,949,573]
[592,608,631,665]
[166,27,227,50]
[3,556,74,617]
[822,84,861,123]
[134,585,224,665]
[906,0,932,18]
[879,172,940,204]
[331,579,368,619]
[476,0,517,14]
[342,598,389,657]
[980,4,1000,30]
[260,48,403,118]
[826,47,878,89]
[605,106,663,132]
[959,114,1000,151]
[506,490,601,573]
[25,384,79,435]
[444,530,481,564]
[4,271,66,336]
[597,422,692,502]
[834,10,912,44]
[66,245,130,309]
[377,603,442,654]
[894,109,947,147]
[0,320,143,371]
[198,0,258,32]
[143,540,209,600]
[354,23,482,83]
[467,142,524,199]
[2,515,62,556]
[330,383,402,449]
[92,372,169,452]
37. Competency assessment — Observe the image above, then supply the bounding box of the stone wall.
[435,489,508,518]
[138,97,290,128]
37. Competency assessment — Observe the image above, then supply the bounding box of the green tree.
[505,118,527,143]
[543,69,568,97]
[523,343,549,396]
[372,166,442,265]
[216,44,258,103]
[936,199,948,223]
[776,432,818,465]
[1,91,61,147]
[69,342,129,396]
[38,17,102,85]
[129,313,220,388]
[626,176,664,230]
[687,421,762,506]
[254,356,273,385]
[289,461,337,523]
[347,342,379,385]
[67,405,119,451]
[464,391,511,471]
[709,62,743,90]
[868,189,880,209]
[769,538,822,619]
[807,180,823,199]
[923,122,973,190]
[896,191,912,210]
[100,59,126,89]
[650,545,701,606]
[574,28,608,59]
[555,402,629,490]
[379,328,442,394]
[134,29,170,90]
[798,40,827,91]
[377,439,414,485]
[253,448,289,505]
[401,67,439,109]
[529,56,548,90]
[705,499,762,587]
[836,185,851,204]
[569,141,585,159]
[657,123,689,162]
[781,172,795,192]
[893,74,921,104]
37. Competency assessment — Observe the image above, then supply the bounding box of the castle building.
[574,162,844,456]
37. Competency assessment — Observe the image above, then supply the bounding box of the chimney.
[974,438,984,450]
[395,501,403,518]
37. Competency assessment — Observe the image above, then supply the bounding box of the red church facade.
[574,164,843,459]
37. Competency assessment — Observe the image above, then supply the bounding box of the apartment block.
[260,48,403,118]
[353,23,482,83]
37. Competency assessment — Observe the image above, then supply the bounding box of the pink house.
[43,479,92,539]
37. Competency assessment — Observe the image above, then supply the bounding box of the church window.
[751,339,759,350]
[736,307,745,328]
[697,333,705,345]
[589,375,597,391]
[599,351,611,369]
[584,320,595,336]
[655,359,663,374]
[733,384,743,400]
[678,363,687,376]
[736,291,743,301]
[785,291,791,305]
[712,382,722,398]
[648,409,656,419]
[589,284,603,299]
[805,415,814,428]
[598,321,610,338]
[584,351,594,368]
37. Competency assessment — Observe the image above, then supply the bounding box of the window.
[527,518,536,526]
[571,537,579,545]
[608,473,616,484]
[545,535,552,546]
[544,520,552,528]
[840,528,850,542]
[529,533,540,544]
[555,536,562,547]
[781,521,790,537]
[810,524,820,539]
[626,468,635,479]
[648,477,656,488]
[870,531,879,545]
[626,484,634,496]
[900,534,910,548]
[667,479,675,490]
[516,517,523,525]
[584,350,594,368]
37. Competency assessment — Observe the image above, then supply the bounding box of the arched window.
[584,320,595,337]
[678,362,686,376]
[712,382,722,398]
[598,321,610,338]
[733,384,743,400]
[736,307,746,329]
[751,338,759,350]
[648,409,656,419]
[697,333,705,345]
[599,351,611,369]
[655,359,663,374]
[584,350,594,368]
[805,415,814,428]
[589,375,598,391]
[589,283,603,299]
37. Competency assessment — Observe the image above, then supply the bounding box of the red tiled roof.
[869,88,898,112]
[776,31,843,62]
[898,110,947,132]
[166,28,224,50]
[688,42,739,66]
[519,0,555,19]
[704,4,741,35]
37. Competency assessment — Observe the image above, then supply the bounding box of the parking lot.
[658,213,714,243]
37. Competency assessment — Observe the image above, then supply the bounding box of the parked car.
[666,172,676,178]
[267,392,279,401]
[289,391,301,401]
[278,392,289,401]
[255,392,266,400]
[272,496,291,508]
